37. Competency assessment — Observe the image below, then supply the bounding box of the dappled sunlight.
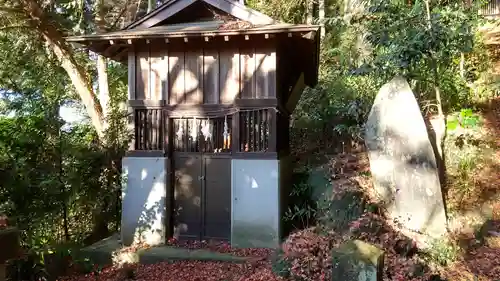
[150,57,165,100]
[122,157,167,246]
[251,177,259,189]
[175,169,195,199]
[243,174,259,189]
[184,69,201,99]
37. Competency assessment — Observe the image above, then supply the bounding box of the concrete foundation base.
[121,157,167,246]
[231,159,287,248]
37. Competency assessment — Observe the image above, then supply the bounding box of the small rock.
[331,240,384,281]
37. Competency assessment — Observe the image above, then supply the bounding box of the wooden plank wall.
[132,46,277,103]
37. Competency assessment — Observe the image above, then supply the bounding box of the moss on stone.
[331,240,384,281]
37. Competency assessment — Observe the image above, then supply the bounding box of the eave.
[66,24,321,43]
[66,23,321,69]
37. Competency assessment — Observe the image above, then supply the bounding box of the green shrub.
[6,250,48,281]
[270,249,291,278]
[424,238,461,267]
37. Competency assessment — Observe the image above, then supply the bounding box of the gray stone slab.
[364,76,447,238]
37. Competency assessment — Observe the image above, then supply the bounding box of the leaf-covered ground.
[59,242,282,281]
[60,260,283,281]
[441,98,500,281]
[60,99,500,281]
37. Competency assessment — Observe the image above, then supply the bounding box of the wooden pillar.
[232,112,240,152]
[128,106,136,151]
[128,51,136,151]
[268,109,277,152]
[0,264,5,281]
[165,116,174,239]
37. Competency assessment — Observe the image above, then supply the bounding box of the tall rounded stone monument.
[364,76,447,243]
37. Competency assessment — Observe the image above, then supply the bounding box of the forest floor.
[438,97,500,281]
[59,99,500,281]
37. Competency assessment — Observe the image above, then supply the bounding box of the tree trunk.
[20,0,105,139]
[424,0,447,188]
[96,1,110,130]
[124,0,140,25]
[148,0,157,13]
[424,0,443,117]
[307,0,314,24]
[97,56,109,128]
[318,0,325,37]
[59,124,70,242]
[460,52,465,79]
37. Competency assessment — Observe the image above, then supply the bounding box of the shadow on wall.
[153,43,277,115]
[122,157,166,246]
[170,155,231,241]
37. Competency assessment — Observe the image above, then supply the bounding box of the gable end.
[125,0,275,30]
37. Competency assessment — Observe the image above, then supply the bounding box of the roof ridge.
[122,0,178,30]
[123,0,276,30]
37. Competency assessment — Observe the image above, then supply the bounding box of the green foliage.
[283,202,317,229]
[6,251,49,281]
[293,0,496,148]
[316,190,367,234]
[294,20,383,143]
[270,249,291,278]
[359,0,488,113]
[447,108,482,131]
[0,3,129,256]
[424,237,461,266]
[443,107,495,213]
[245,0,307,24]
[283,168,317,230]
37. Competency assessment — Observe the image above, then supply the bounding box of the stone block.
[331,240,384,281]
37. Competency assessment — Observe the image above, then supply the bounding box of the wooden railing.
[135,108,165,151]
[132,108,278,154]
[239,109,270,153]
[480,0,500,17]
[172,117,232,153]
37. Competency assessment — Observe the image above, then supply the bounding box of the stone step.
[79,234,248,266]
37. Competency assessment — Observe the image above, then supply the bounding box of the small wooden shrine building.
[67,0,320,248]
